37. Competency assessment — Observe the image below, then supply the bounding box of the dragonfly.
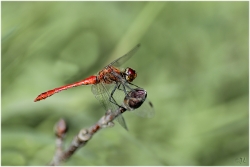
[34,44,154,130]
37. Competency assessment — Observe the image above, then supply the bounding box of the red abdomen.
[34,75,98,102]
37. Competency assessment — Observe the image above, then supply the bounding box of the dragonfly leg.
[109,83,122,108]
[109,70,130,98]
[122,82,140,91]
[128,82,140,88]
[117,83,130,96]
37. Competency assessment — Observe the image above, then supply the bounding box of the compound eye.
[125,68,137,82]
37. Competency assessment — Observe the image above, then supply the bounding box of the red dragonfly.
[34,44,154,130]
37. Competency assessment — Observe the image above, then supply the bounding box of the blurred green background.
[1,1,249,166]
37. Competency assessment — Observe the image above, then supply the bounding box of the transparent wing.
[108,44,141,67]
[129,99,155,118]
[91,83,128,130]
[91,83,115,112]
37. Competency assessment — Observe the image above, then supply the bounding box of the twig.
[50,119,67,165]
[49,88,146,166]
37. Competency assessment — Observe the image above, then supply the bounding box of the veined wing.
[91,83,128,130]
[109,44,141,68]
[129,99,155,118]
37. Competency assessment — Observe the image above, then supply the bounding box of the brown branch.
[49,119,67,166]
[49,88,146,166]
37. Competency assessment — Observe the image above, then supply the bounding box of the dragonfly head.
[124,67,137,82]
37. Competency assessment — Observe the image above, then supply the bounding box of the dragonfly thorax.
[124,67,137,82]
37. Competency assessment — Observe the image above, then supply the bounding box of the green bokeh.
[2,2,248,166]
